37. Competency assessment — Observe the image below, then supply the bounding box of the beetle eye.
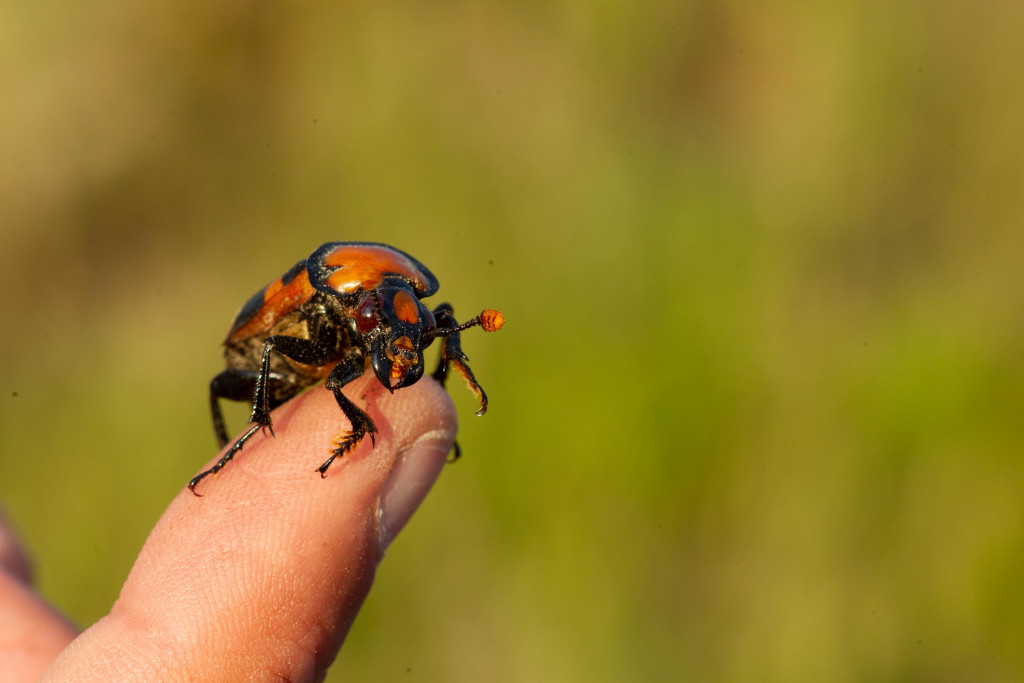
[423,307,436,332]
[356,295,379,334]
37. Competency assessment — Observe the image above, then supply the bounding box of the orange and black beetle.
[189,241,504,494]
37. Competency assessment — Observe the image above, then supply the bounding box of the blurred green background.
[3,2,1024,681]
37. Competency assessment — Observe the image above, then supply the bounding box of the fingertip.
[377,429,453,552]
[374,377,457,550]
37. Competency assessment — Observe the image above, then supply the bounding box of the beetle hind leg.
[188,422,265,494]
[209,368,287,448]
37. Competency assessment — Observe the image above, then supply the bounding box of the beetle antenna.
[422,309,504,341]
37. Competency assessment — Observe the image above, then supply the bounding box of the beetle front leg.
[317,348,378,477]
[430,303,489,416]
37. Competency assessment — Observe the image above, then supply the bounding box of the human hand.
[1,375,455,682]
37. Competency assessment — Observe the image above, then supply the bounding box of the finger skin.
[0,507,35,584]
[40,375,456,682]
[0,513,79,683]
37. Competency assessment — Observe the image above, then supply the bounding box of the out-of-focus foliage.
[2,2,1023,681]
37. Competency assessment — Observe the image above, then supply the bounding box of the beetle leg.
[188,422,265,494]
[317,348,377,477]
[209,369,289,448]
[190,335,333,495]
[428,303,460,386]
[247,333,339,424]
[210,388,229,449]
[430,303,489,416]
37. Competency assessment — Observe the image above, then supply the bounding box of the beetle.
[189,241,504,494]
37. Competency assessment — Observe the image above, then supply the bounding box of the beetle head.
[355,282,437,391]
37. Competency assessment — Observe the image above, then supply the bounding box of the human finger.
[41,375,455,682]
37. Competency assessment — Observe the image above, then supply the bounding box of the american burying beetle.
[189,241,504,494]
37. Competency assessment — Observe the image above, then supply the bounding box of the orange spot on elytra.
[226,270,315,343]
[324,245,432,294]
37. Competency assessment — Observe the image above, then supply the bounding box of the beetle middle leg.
[316,348,377,477]
[190,335,334,494]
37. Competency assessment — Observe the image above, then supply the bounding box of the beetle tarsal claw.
[316,432,366,477]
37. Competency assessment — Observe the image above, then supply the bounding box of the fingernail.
[377,433,451,552]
